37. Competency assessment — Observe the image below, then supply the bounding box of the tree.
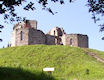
[87,0,104,39]
[0,0,104,41]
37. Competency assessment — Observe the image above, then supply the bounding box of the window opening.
[54,30,55,36]
[70,38,73,45]
[20,31,23,40]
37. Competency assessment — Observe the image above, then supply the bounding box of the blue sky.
[0,0,104,51]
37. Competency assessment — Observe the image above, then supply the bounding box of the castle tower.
[11,21,29,47]
[11,20,46,47]
[61,34,89,48]
[25,20,37,29]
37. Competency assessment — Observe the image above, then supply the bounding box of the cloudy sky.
[0,0,104,51]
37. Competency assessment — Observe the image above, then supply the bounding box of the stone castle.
[11,20,89,48]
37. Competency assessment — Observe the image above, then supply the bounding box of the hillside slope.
[0,45,104,80]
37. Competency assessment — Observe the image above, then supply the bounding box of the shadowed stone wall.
[25,20,37,29]
[45,35,56,45]
[28,28,46,45]
[77,34,88,48]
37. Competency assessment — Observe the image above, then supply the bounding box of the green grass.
[0,45,104,80]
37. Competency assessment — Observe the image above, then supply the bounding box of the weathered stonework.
[11,20,89,48]
[47,27,64,36]
[61,34,88,48]
[28,29,46,45]
[77,34,88,48]
[45,34,56,45]
[15,28,29,46]
[62,34,78,46]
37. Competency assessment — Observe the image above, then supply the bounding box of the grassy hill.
[0,45,104,80]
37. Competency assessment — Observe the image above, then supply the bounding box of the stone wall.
[47,27,64,36]
[11,30,16,47]
[25,20,37,29]
[28,28,46,45]
[77,34,88,48]
[62,34,78,46]
[15,28,29,46]
[45,34,56,45]
[61,34,88,48]
[11,23,29,47]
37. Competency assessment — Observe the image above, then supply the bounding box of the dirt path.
[82,48,104,63]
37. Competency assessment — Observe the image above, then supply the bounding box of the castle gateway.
[11,20,89,48]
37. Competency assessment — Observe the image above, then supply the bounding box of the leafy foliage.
[87,0,104,16]
[0,0,68,41]
[0,0,66,22]
[87,0,104,33]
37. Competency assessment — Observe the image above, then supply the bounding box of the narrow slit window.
[54,30,55,36]
[20,31,23,40]
[70,38,73,45]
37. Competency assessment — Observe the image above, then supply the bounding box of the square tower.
[25,20,37,29]
[61,34,88,48]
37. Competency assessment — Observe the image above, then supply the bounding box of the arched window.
[70,38,73,45]
[20,31,23,40]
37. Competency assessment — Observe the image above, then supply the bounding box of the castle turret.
[25,20,37,29]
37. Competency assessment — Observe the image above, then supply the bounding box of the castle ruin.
[11,20,89,48]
